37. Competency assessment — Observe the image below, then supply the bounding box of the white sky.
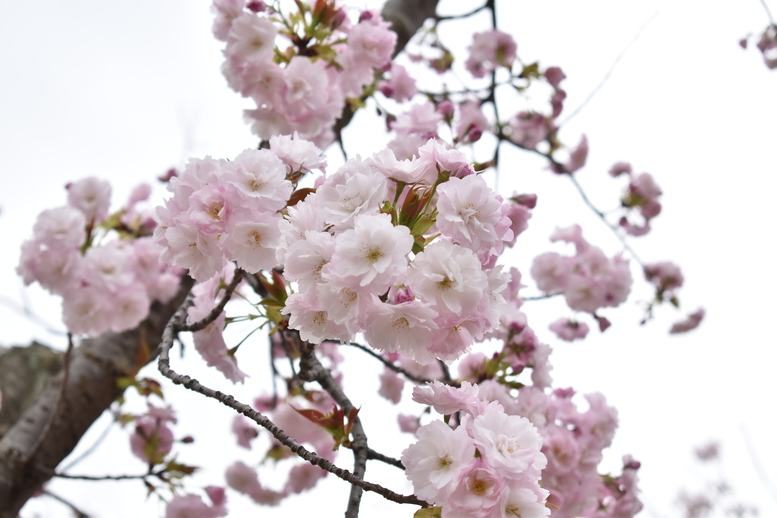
[1,0,776,517]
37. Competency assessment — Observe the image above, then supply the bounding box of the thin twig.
[42,489,90,518]
[157,299,426,508]
[434,2,487,21]
[740,424,777,505]
[759,0,775,25]
[59,416,116,472]
[340,341,437,385]
[559,10,659,126]
[178,269,244,333]
[26,334,75,463]
[53,469,162,481]
[437,359,453,383]
[500,136,646,267]
[522,292,563,302]
[0,293,67,336]
[365,448,405,470]
[567,174,645,266]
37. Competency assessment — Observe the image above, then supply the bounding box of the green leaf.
[116,376,137,390]
[414,507,442,518]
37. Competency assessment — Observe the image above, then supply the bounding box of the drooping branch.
[0,277,194,518]
[157,299,427,509]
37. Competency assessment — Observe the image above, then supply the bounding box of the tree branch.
[157,301,427,509]
[297,339,369,518]
[340,341,436,385]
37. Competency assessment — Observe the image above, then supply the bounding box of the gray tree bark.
[0,278,193,517]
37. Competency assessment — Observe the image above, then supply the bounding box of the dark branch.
[297,339,369,518]
[340,341,436,385]
[158,302,426,508]
[178,269,243,333]
[41,489,90,518]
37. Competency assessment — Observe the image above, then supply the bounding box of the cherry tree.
[1,0,774,517]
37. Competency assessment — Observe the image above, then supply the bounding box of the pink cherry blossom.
[407,239,488,319]
[324,213,412,292]
[466,30,517,78]
[363,300,439,364]
[166,487,227,518]
[379,63,417,102]
[401,419,477,503]
[549,318,590,342]
[757,25,777,69]
[269,133,327,174]
[412,380,485,416]
[232,415,259,449]
[670,308,705,334]
[66,177,111,224]
[442,460,505,517]
[378,367,404,404]
[471,403,546,478]
[507,112,551,150]
[436,174,513,259]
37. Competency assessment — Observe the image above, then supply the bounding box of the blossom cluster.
[454,343,643,518]
[742,24,777,69]
[153,135,325,283]
[278,139,520,364]
[757,24,777,69]
[609,162,662,237]
[506,66,568,154]
[17,178,181,336]
[129,402,177,465]
[403,382,550,518]
[531,225,632,315]
[212,0,397,146]
[166,487,227,518]
[465,29,518,79]
[404,377,643,518]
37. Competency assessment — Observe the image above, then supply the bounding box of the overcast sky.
[2,0,777,517]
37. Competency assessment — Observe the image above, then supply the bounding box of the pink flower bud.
[158,167,178,182]
[437,100,455,119]
[246,0,266,12]
[544,66,566,89]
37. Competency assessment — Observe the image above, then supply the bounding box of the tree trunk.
[0,277,193,518]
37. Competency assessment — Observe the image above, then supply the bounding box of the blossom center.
[363,246,384,263]
[248,231,263,248]
[392,317,409,331]
[248,178,265,191]
[436,455,453,470]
